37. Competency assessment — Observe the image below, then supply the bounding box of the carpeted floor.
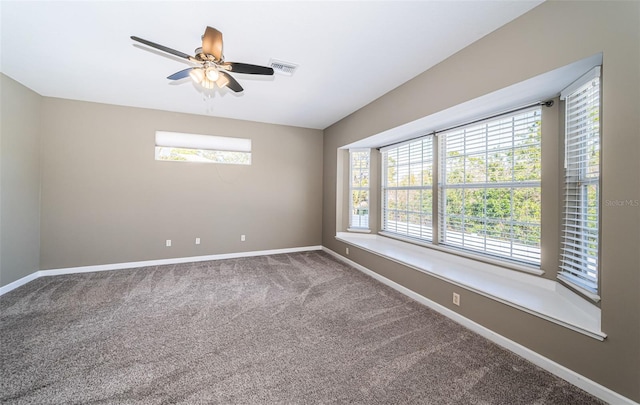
[1,251,604,404]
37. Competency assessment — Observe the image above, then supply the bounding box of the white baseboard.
[322,246,638,405]
[0,271,41,296]
[0,245,322,296]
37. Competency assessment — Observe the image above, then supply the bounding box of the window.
[382,137,434,240]
[438,108,542,265]
[349,149,370,229]
[155,131,251,165]
[559,67,601,294]
[380,109,542,266]
[339,56,605,315]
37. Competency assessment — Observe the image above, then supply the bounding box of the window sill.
[378,231,544,276]
[335,232,605,341]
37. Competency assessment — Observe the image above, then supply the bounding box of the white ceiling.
[0,1,542,130]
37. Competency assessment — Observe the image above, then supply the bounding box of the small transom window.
[155,131,251,165]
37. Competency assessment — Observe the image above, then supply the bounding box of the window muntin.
[155,131,251,165]
[382,137,434,241]
[559,67,600,294]
[349,150,370,229]
[438,108,542,265]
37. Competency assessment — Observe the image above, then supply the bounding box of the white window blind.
[349,150,370,229]
[559,67,601,293]
[382,137,434,241]
[155,131,251,164]
[438,107,542,265]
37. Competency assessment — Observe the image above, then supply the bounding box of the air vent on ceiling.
[269,59,298,76]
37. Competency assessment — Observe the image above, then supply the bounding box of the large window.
[559,67,601,294]
[349,150,370,229]
[380,109,542,266]
[341,58,605,307]
[439,108,542,265]
[382,137,434,241]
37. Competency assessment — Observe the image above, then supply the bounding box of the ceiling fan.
[131,26,274,93]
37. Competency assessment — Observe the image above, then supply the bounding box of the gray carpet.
[1,251,604,404]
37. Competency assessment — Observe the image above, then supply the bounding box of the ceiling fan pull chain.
[204,92,214,114]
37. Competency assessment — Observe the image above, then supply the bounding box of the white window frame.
[349,149,370,230]
[558,66,601,297]
[381,137,434,241]
[438,107,543,266]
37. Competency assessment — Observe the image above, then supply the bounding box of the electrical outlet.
[166,239,172,247]
[241,235,246,242]
[346,247,349,255]
[195,238,200,245]
[453,292,460,306]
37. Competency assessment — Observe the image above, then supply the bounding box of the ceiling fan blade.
[167,68,194,80]
[220,71,243,93]
[223,62,274,75]
[131,36,192,60]
[202,27,223,61]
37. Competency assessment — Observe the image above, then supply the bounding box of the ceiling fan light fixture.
[216,74,229,89]
[189,68,204,83]
[201,78,215,90]
[205,67,219,82]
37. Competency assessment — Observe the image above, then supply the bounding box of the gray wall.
[323,1,639,401]
[39,98,323,269]
[0,74,42,286]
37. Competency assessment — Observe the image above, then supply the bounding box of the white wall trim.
[0,271,41,296]
[322,246,639,405]
[0,245,322,296]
